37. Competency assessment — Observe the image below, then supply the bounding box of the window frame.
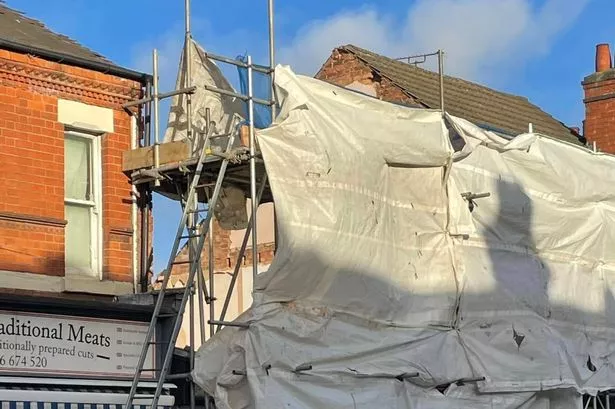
[64,129,103,280]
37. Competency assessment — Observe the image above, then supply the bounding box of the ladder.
[125,125,237,408]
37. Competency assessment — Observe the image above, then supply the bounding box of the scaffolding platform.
[122,138,273,204]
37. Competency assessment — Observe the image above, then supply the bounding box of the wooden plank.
[122,140,191,172]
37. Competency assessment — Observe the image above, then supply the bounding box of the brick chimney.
[583,43,615,153]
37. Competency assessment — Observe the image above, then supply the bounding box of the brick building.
[0,4,149,296]
[316,45,583,145]
[0,4,178,405]
[583,43,615,153]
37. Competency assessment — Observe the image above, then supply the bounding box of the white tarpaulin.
[193,65,615,408]
[160,39,250,234]
[164,39,244,154]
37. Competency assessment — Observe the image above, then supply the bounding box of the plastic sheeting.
[163,39,244,154]
[236,55,273,129]
[192,65,615,408]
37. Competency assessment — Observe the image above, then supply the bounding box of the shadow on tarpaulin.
[198,175,615,408]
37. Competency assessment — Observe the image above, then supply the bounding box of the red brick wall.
[583,71,615,153]
[316,48,423,107]
[173,219,232,275]
[0,49,142,284]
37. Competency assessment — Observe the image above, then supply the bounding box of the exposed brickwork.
[230,242,275,267]
[168,218,275,286]
[583,71,615,153]
[171,219,230,274]
[0,49,144,287]
[316,48,422,106]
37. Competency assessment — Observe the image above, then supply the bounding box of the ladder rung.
[172,260,194,265]
[157,313,178,318]
[186,208,206,214]
[140,368,161,372]
[180,234,202,239]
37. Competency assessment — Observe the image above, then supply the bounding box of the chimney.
[583,43,615,153]
[596,43,612,72]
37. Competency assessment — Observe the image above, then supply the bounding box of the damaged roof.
[0,1,147,81]
[336,45,581,145]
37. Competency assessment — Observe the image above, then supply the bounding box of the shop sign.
[0,310,154,378]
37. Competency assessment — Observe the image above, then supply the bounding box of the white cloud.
[277,0,589,84]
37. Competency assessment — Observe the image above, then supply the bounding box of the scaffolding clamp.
[461,191,491,212]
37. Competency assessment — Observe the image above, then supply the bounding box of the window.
[64,130,102,278]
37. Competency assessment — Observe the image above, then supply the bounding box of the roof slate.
[340,45,580,145]
[0,2,114,67]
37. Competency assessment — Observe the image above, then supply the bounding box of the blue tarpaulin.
[236,55,272,128]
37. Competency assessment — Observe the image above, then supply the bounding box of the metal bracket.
[455,376,485,386]
[395,372,420,382]
[207,319,250,329]
[294,363,313,373]
[461,192,490,212]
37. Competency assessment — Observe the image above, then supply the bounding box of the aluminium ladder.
[124,125,237,408]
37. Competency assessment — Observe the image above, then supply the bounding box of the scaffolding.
[121,1,276,407]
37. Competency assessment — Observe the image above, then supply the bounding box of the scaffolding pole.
[247,55,258,280]
[216,175,268,333]
[395,50,445,112]
[152,49,160,187]
[124,3,278,407]
[268,0,275,122]
[268,0,279,254]
[184,1,197,408]
[438,49,444,112]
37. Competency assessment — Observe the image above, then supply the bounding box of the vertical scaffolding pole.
[438,49,444,112]
[196,203,207,345]
[197,108,212,345]
[184,2,196,409]
[268,0,275,122]
[188,257,196,409]
[185,0,193,151]
[153,49,161,186]
[268,0,279,254]
[247,55,258,280]
[216,176,267,333]
[208,213,215,337]
[139,79,152,292]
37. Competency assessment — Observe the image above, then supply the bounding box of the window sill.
[64,275,133,296]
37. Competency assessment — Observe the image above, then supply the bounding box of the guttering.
[0,38,152,84]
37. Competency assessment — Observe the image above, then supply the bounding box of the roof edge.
[0,38,151,84]
[340,44,580,145]
[341,44,536,104]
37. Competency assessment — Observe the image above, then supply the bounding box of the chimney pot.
[595,43,612,72]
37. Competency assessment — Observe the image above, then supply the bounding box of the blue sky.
[6,0,614,272]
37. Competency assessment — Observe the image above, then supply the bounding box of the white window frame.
[64,130,103,280]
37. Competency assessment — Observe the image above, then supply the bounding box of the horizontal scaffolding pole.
[122,86,197,108]
[204,51,273,74]
[203,85,274,106]
[208,319,251,329]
